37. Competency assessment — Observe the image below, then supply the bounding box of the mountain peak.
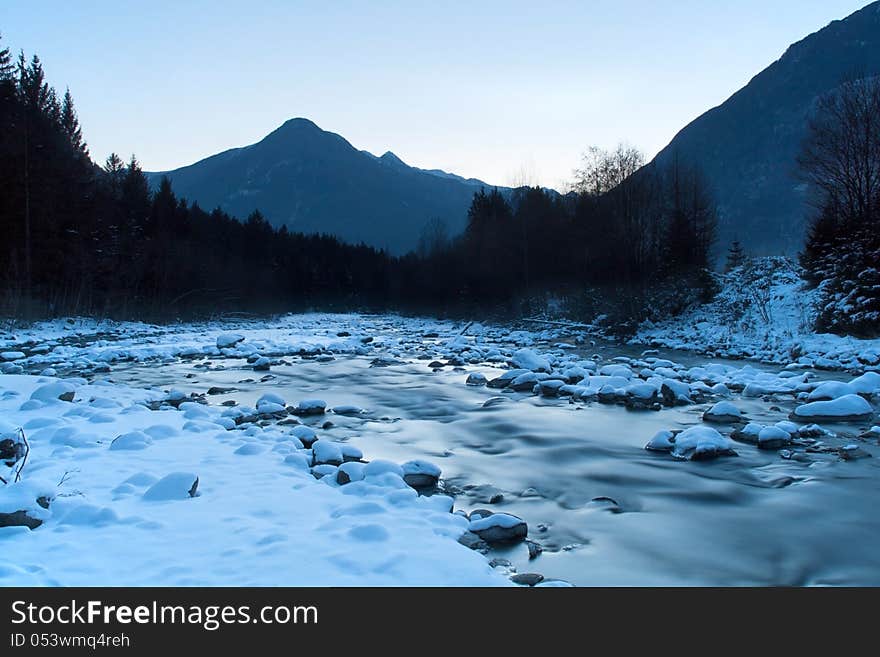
[260,117,354,153]
[379,151,407,167]
[280,117,320,130]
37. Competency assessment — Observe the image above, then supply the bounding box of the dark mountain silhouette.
[649,0,880,256]
[147,118,501,254]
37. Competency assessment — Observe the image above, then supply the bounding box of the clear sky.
[2,0,872,189]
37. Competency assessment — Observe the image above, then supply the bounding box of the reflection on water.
[107,342,880,586]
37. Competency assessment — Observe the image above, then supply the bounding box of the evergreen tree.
[60,88,87,156]
[18,53,51,114]
[103,153,125,196]
[0,33,14,81]
[724,240,747,272]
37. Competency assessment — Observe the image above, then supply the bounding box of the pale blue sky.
[2,0,872,188]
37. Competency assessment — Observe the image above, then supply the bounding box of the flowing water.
[103,335,880,586]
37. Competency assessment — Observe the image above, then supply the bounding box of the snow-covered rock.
[143,473,199,501]
[256,392,286,407]
[510,371,541,391]
[661,379,692,405]
[294,399,327,416]
[671,426,736,461]
[336,461,366,485]
[702,401,742,423]
[468,513,528,544]
[510,348,551,373]
[792,395,874,421]
[311,440,343,466]
[757,426,791,450]
[216,333,245,349]
[30,382,76,403]
[256,400,286,415]
[849,372,880,395]
[330,404,364,415]
[487,369,530,388]
[401,460,441,489]
[645,430,675,452]
[109,431,153,451]
[290,425,318,447]
[363,460,404,478]
[807,381,858,401]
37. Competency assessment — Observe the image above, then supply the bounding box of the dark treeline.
[799,77,880,337]
[402,149,718,323]
[1,33,717,323]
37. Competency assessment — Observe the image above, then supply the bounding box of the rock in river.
[401,460,441,489]
[311,440,343,466]
[792,395,873,422]
[670,426,737,461]
[645,430,676,453]
[702,401,743,423]
[511,572,544,586]
[293,399,327,416]
[216,333,245,349]
[757,426,792,450]
[468,512,528,544]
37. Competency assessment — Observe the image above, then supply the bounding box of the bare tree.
[416,217,450,258]
[573,144,644,196]
[798,76,880,225]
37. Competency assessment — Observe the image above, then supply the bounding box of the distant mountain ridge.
[361,149,488,186]
[147,118,504,254]
[649,0,880,256]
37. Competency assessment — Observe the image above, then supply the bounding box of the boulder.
[468,512,528,544]
[671,426,737,461]
[401,460,441,489]
[216,333,245,349]
[293,399,327,416]
[511,573,544,586]
[30,382,76,403]
[792,395,873,422]
[702,401,743,423]
[757,426,792,450]
[143,472,199,501]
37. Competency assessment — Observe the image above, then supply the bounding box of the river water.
[102,332,879,586]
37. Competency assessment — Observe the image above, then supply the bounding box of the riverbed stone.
[702,401,743,423]
[457,531,489,552]
[526,540,543,560]
[511,572,544,586]
[468,512,528,544]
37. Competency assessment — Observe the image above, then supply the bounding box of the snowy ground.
[1,311,878,586]
[633,257,880,369]
[0,316,519,586]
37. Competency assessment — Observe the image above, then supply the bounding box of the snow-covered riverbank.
[632,258,880,368]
